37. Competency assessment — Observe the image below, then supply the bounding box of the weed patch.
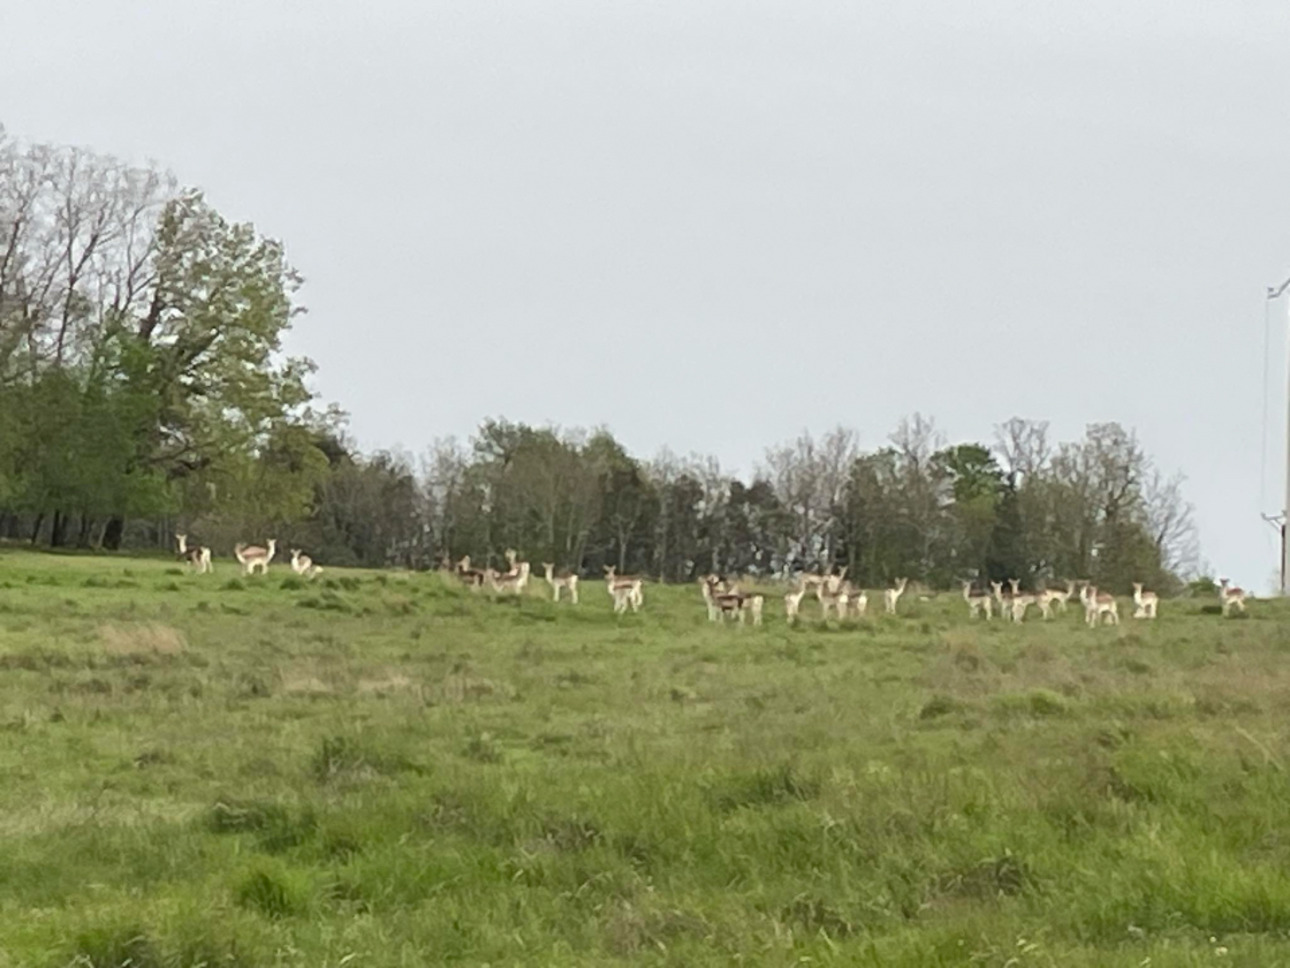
[234,863,310,919]
[309,735,424,783]
[710,764,821,812]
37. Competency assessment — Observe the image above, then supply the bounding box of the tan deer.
[1041,580,1077,614]
[542,563,579,603]
[784,584,807,624]
[1008,579,1050,622]
[884,577,908,615]
[962,581,993,620]
[1131,582,1158,619]
[1082,584,1119,627]
[234,538,277,576]
[1218,578,1247,616]
[489,561,532,595]
[604,566,643,613]
[175,533,212,574]
[702,576,763,626]
[289,548,322,579]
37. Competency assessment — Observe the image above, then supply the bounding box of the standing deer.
[234,539,277,576]
[175,533,212,574]
[542,563,579,603]
[884,577,908,614]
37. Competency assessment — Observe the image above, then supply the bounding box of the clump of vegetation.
[234,863,310,919]
[205,797,317,853]
[309,735,423,783]
[710,764,821,812]
[296,591,352,613]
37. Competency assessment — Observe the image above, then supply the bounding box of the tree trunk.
[50,511,69,548]
[77,515,94,548]
[30,512,45,545]
[102,516,125,550]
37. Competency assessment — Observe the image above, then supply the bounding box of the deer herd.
[174,533,322,580]
[175,531,1252,625]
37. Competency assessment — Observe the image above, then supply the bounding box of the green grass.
[1,548,1288,966]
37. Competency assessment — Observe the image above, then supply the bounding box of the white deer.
[816,575,849,620]
[1082,584,1119,627]
[604,566,643,614]
[234,538,277,576]
[703,576,762,625]
[496,550,532,591]
[1131,582,1158,619]
[1218,578,1247,616]
[784,584,807,624]
[962,581,993,620]
[542,563,579,603]
[454,555,487,589]
[489,561,532,595]
[1008,579,1050,622]
[884,577,908,615]
[1041,580,1076,615]
[990,580,1011,620]
[175,533,212,574]
[290,548,322,579]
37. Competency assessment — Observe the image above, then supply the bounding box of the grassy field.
[0,549,1288,967]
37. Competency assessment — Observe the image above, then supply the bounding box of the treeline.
[390,414,1193,592]
[0,130,1197,591]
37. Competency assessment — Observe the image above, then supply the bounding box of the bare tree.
[761,426,858,569]
[0,129,175,382]
[1142,468,1198,579]
[993,417,1052,481]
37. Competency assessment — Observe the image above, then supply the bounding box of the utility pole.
[1267,276,1290,594]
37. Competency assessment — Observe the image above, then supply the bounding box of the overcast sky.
[4,1,1289,587]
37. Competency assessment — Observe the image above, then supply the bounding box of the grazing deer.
[1218,578,1247,616]
[290,549,322,579]
[604,566,644,613]
[175,533,212,574]
[234,539,277,576]
[847,585,869,617]
[1082,585,1119,627]
[962,581,993,620]
[542,563,579,603]
[489,561,532,595]
[1131,582,1158,619]
[884,577,908,615]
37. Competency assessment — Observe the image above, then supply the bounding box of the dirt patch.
[98,623,186,656]
[356,673,418,697]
